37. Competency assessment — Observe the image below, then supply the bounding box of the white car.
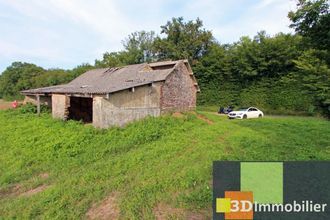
[228,107,264,119]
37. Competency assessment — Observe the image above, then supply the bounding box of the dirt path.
[197,114,214,124]
[0,172,51,198]
[0,99,23,110]
[0,99,12,110]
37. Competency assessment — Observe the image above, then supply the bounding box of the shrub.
[18,103,51,114]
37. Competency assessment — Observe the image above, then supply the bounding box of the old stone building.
[21,60,199,128]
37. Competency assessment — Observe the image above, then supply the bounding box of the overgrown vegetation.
[18,103,50,114]
[0,0,329,117]
[0,109,329,219]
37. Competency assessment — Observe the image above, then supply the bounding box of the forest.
[0,0,329,117]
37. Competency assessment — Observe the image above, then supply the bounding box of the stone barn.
[21,60,199,128]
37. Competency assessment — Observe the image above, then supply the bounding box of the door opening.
[68,97,93,123]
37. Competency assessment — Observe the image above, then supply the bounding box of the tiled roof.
[21,60,198,95]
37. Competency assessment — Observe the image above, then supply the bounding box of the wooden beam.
[36,95,40,116]
[22,93,46,96]
[68,93,93,98]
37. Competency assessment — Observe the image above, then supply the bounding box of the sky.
[0,0,297,73]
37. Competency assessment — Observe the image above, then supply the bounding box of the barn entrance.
[68,97,93,123]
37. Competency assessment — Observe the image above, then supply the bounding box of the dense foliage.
[288,0,330,50]
[0,63,93,100]
[0,0,329,116]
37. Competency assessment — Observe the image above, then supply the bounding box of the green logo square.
[241,162,283,204]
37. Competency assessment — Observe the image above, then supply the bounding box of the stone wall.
[93,83,162,128]
[160,62,197,113]
[52,94,69,120]
[23,95,52,108]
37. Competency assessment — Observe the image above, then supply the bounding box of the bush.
[18,103,51,114]
[197,78,316,116]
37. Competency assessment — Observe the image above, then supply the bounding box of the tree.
[292,50,330,116]
[95,31,156,67]
[33,69,69,88]
[122,31,156,63]
[228,32,301,83]
[288,0,330,116]
[193,43,229,85]
[94,51,129,68]
[288,0,330,50]
[193,32,304,108]
[0,62,45,100]
[68,63,94,80]
[0,62,93,100]
[192,43,240,106]
[153,17,214,64]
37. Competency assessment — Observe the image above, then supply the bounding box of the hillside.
[0,110,329,219]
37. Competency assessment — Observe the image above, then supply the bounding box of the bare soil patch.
[154,203,185,219]
[0,99,23,110]
[197,114,214,125]
[172,112,184,118]
[39,173,49,179]
[0,100,12,110]
[86,192,120,220]
[20,184,50,197]
[0,172,50,198]
[0,184,22,198]
[153,203,209,220]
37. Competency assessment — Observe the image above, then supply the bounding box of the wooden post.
[36,95,40,116]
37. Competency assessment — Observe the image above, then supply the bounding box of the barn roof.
[21,60,199,95]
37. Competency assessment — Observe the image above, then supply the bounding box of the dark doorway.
[68,97,93,123]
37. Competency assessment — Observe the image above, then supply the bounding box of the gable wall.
[160,62,197,113]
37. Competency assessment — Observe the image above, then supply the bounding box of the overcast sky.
[0,0,297,72]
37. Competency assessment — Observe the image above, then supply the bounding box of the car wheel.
[243,115,247,119]
[258,114,262,118]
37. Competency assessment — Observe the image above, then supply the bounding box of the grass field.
[0,109,329,219]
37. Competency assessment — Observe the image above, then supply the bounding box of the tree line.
[0,0,329,117]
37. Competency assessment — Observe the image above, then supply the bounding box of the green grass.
[0,110,329,219]
[196,105,219,112]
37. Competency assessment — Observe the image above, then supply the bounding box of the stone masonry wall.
[160,62,197,113]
